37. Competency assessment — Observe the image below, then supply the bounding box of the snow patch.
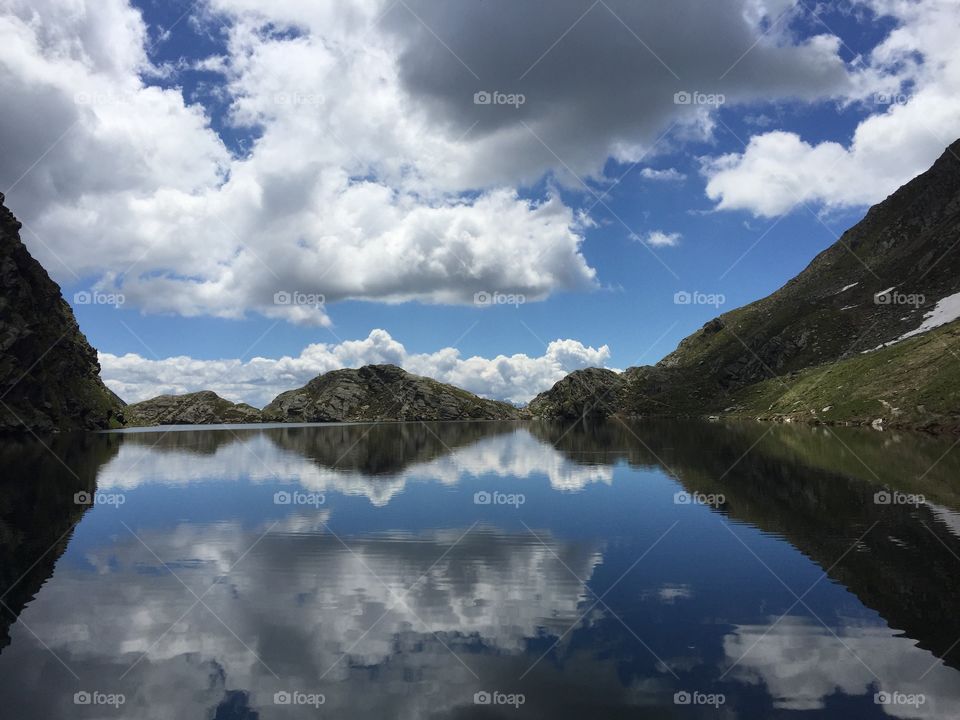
[840,305,857,311]
[839,282,859,293]
[863,290,960,352]
[896,290,960,341]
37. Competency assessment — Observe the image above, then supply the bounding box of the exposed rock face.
[532,139,960,431]
[263,364,521,422]
[125,391,262,426]
[528,368,625,418]
[0,193,124,433]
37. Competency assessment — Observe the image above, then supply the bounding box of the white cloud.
[704,0,960,217]
[0,0,870,324]
[100,328,613,406]
[640,168,686,182]
[641,230,682,248]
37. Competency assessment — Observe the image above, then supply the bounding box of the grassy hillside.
[731,319,960,432]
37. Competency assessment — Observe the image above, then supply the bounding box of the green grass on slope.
[731,319,960,433]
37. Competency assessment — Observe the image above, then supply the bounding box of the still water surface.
[1,419,959,718]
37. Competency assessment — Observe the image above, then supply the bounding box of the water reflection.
[0,419,959,718]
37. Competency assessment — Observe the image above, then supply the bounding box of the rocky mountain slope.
[0,193,124,433]
[531,139,960,431]
[263,364,521,422]
[124,391,262,426]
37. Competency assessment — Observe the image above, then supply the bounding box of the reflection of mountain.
[265,421,518,476]
[534,419,960,670]
[0,432,119,651]
[96,423,612,503]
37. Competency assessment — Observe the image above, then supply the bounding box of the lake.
[1,419,959,718]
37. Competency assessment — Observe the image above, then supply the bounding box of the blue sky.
[3,0,958,405]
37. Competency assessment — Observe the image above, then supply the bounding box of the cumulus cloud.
[100,329,613,406]
[640,168,687,182]
[704,0,960,217]
[640,230,682,248]
[0,0,871,325]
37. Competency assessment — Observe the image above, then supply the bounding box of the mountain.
[262,364,521,422]
[124,391,263,426]
[531,139,960,432]
[0,193,124,433]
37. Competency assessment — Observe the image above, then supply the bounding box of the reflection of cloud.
[94,430,612,504]
[724,617,960,718]
[655,585,692,604]
[10,522,601,719]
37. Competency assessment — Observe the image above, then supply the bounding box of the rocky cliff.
[124,391,262,426]
[531,139,960,431]
[0,193,124,433]
[263,364,521,422]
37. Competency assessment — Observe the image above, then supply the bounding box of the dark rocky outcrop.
[527,368,625,419]
[0,193,124,433]
[125,390,263,426]
[263,364,521,422]
[532,139,960,431]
